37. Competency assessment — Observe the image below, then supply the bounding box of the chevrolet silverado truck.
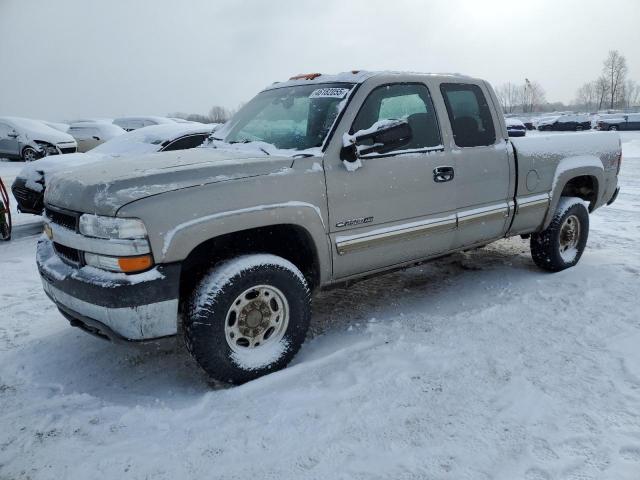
[37,71,622,383]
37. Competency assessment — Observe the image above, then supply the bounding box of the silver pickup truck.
[37,71,621,383]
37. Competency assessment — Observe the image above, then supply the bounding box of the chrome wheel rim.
[224,285,289,352]
[23,148,37,162]
[559,214,581,262]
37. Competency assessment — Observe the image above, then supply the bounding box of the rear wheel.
[21,146,39,162]
[184,254,311,384]
[530,197,589,272]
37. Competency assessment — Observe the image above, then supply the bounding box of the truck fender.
[159,201,332,282]
[542,156,604,230]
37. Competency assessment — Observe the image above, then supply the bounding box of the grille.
[45,206,79,231]
[12,185,44,212]
[53,242,82,266]
[13,185,42,203]
[60,147,77,154]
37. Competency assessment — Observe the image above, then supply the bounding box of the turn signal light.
[118,255,154,273]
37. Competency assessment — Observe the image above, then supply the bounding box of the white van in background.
[68,122,126,152]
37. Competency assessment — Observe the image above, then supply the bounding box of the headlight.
[79,214,147,240]
[34,141,58,156]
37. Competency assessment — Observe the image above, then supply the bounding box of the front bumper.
[37,239,181,341]
[11,177,44,214]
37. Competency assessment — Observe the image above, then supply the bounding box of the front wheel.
[22,146,39,162]
[184,254,311,384]
[530,197,589,272]
[609,126,618,131]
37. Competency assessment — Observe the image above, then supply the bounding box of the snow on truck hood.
[44,147,297,216]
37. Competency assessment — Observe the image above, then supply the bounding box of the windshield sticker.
[309,88,350,99]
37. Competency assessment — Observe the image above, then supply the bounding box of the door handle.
[433,166,454,183]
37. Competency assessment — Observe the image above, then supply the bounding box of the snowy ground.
[1,132,639,480]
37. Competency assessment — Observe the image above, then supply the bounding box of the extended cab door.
[324,80,457,279]
[438,82,513,249]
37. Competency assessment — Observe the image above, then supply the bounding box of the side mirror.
[92,136,101,141]
[7,131,19,138]
[345,119,413,158]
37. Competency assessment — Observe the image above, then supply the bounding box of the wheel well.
[560,175,598,211]
[178,224,320,307]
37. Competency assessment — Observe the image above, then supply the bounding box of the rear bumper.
[607,186,620,206]
[37,239,181,341]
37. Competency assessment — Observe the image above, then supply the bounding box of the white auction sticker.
[309,88,350,99]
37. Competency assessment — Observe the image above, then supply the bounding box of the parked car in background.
[113,116,175,131]
[505,117,526,137]
[596,113,640,131]
[538,114,591,131]
[12,123,216,214]
[0,117,77,161]
[68,122,126,152]
[534,116,559,131]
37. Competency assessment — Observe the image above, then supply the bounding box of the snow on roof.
[0,116,74,141]
[69,122,126,134]
[505,117,525,127]
[112,116,175,124]
[90,123,215,155]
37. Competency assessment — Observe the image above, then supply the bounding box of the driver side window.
[0,123,12,139]
[351,83,442,153]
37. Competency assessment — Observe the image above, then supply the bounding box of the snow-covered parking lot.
[1,132,640,480]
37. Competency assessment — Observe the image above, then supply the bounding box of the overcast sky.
[1,0,638,121]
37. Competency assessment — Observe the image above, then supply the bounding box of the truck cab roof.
[264,71,476,91]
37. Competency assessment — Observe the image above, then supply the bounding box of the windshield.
[213,83,355,150]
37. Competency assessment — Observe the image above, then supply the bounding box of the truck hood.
[44,147,295,216]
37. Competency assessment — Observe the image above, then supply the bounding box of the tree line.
[169,105,236,124]
[496,50,639,114]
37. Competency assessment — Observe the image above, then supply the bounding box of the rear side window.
[351,83,442,152]
[162,134,208,151]
[440,83,496,147]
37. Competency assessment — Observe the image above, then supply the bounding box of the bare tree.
[603,50,628,109]
[625,80,640,109]
[575,81,597,111]
[593,76,610,110]
[520,79,546,113]
[209,106,231,123]
[495,82,521,113]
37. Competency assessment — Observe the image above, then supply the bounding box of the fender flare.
[159,201,332,283]
[542,156,603,230]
